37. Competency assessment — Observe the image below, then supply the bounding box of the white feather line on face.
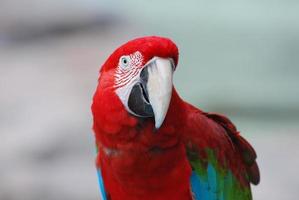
[115,77,140,116]
[114,51,144,116]
[114,51,143,88]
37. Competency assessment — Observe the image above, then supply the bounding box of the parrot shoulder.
[181,103,259,200]
[203,112,260,185]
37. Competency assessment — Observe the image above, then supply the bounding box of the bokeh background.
[1,0,299,199]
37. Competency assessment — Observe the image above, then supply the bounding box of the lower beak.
[128,57,174,129]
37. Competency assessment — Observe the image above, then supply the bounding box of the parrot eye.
[120,56,130,69]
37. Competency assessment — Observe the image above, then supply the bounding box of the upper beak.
[145,57,174,129]
[128,57,174,129]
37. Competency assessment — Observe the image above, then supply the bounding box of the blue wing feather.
[190,162,252,200]
[190,164,223,200]
[97,169,108,200]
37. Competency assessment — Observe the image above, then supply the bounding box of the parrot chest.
[99,141,193,200]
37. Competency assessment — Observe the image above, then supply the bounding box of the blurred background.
[1,0,298,199]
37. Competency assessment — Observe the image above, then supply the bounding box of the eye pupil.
[120,56,129,68]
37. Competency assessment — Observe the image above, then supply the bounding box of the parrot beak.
[145,57,174,129]
[127,57,174,129]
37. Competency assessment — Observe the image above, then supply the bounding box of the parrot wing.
[183,104,259,200]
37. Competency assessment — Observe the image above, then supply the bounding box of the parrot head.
[97,36,179,129]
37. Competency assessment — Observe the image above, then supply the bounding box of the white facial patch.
[114,51,144,114]
[114,51,143,88]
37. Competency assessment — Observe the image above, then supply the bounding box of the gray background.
[1,0,298,199]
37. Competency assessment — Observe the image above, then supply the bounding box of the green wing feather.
[184,111,259,200]
[188,148,253,200]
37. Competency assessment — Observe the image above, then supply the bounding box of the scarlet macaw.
[91,36,259,200]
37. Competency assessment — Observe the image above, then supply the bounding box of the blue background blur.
[1,1,298,199]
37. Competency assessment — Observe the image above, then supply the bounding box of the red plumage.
[91,36,259,200]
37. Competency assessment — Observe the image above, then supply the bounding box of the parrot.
[91,36,260,200]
